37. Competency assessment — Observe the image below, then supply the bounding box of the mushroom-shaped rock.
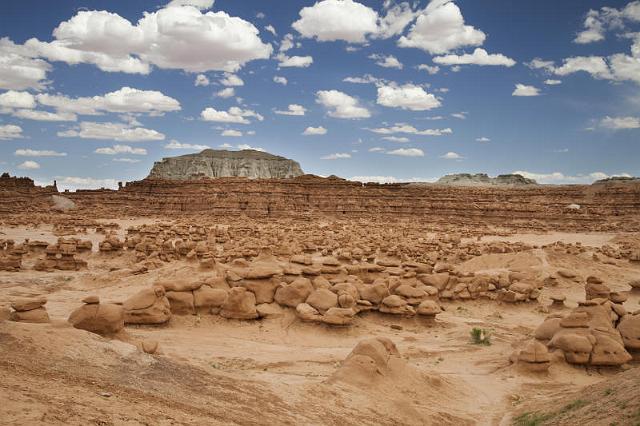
[379,295,415,315]
[238,278,280,304]
[296,302,321,322]
[123,285,171,324]
[274,277,314,307]
[559,311,589,328]
[618,312,640,350]
[194,286,228,314]
[549,333,594,364]
[220,287,258,320]
[550,295,566,308]
[160,280,202,293]
[394,284,428,305]
[517,340,551,372]
[359,282,390,304]
[306,288,338,313]
[68,301,124,336]
[585,276,610,300]
[590,332,632,366]
[416,300,442,318]
[11,297,47,312]
[322,307,356,325]
[9,297,49,323]
[609,292,628,304]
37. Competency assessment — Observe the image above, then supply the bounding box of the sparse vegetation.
[470,327,491,346]
[513,411,553,426]
[560,399,588,413]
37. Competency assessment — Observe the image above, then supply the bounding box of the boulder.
[10,307,49,323]
[322,307,355,325]
[306,288,338,313]
[618,312,640,350]
[274,277,314,307]
[517,340,551,372]
[379,295,415,315]
[166,291,196,315]
[416,300,442,318]
[194,286,228,314]
[68,302,124,336]
[296,303,321,322]
[123,285,171,324]
[220,287,258,320]
[11,297,47,312]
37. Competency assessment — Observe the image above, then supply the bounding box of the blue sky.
[0,0,638,189]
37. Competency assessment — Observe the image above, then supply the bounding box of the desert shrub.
[470,327,491,346]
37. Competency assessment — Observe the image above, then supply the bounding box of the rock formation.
[435,173,537,187]
[147,149,304,180]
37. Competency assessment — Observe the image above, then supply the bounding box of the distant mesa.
[435,173,538,187]
[147,149,304,180]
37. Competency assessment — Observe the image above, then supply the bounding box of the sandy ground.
[1,222,639,425]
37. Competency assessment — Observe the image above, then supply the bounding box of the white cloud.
[17,160,40,170]
[15,149,66,157]
[451,112,466,119]
[376,83,441,111]
[265,25,277,36]
[512,84,540,97]
[278,33,296,53]
[200,106,263,124]
[236,143,264,151]
[292,0,379,43]
[0,37,51,90]
[194,74,210,86]
[34,87,181,116]
[575,10,606,44]
[216,87,235,98]
[381,136,409,142]
[513,170,631,184]
[476,136,490,142]
[600,116,640,129]
[544,79,562,85]
[369,54,403,69]
[398,0,485,54]
[526,58,556,72]
[15,6,272,74]
[343,74,382,84]
[95,144,147,155]
[13,109,77,121]
[53,176,119,191]
[554,56,612,79]
[302,126,327,135]
[433,48,516,67]
[321,152,351,160]
[376,1,421,39]
[273,76,288,85]
[417,64,439,75]
[0,90,36,109]
[387,148,424,157]
[220,73,244,86]
[0,124,23,139]
[316,90,370,119]
[440,151,462,159]
[275,104,306,116]
[221,129,243,137]
[58,121,165,141]
[368,123,452,136]
[368,147,385,152]
[574,2,640,44]
[349,175,435,184]
[276,54,313,68]
[165,140,210,150]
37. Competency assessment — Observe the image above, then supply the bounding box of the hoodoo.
[147,149,304,180]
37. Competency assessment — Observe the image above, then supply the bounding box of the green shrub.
[470,327,491,346]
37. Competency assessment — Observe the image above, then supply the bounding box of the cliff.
[147,149,304,180]
[435,173,537,187]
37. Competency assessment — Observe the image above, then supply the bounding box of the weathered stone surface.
[148,149,304,180]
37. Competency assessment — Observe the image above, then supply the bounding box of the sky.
[0,0,639,190]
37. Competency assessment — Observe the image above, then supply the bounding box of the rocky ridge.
[147,149,304,180]
[435,173,537,187]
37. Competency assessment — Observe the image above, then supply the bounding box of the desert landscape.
[2,0,640,424]
[1,149,639,425]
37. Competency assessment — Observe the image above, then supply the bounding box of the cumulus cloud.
[0,37,51,90]
[417,64,440,75]
[387,147,424,157]
[440,151,462,159]
[512,84,540,97]
[17,160,40,170]
[216,87,235,98]
[0,124,23,139]
[513,170,632,184]
[600,116,640,129]
[273,76,288,85]
[15,149,66,157]
[433,48,516,67]
[165,140,210,150]
[368,123,452,136]
[276,54,313,68]
[321,152,351,160]
[381,136,409,142]
[316,90,370,119]
[574,2,640,44]
[398,0,485,54]
[292,0,379,43]
[302,126,327,135]
[544,79,562,85]
[9,5,272,75]
[58,121,165,141]
[221,129,243,137]
[165,0,215,10]
[194,74,210,86]
[554,56,612,79]
[13,109,77,121]
[369,54,403,69]
[476,136,490,142]
[220,73,244,86]
[0,90,37,109]
[50,176,119,191]
[200,106,263,124]
[275,104,306,116]
[94,144,147,155]
[343,74,383,84]
[236,143,264,151]
[376,84,441,111]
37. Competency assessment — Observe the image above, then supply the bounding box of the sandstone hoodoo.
[147,149,304,180]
